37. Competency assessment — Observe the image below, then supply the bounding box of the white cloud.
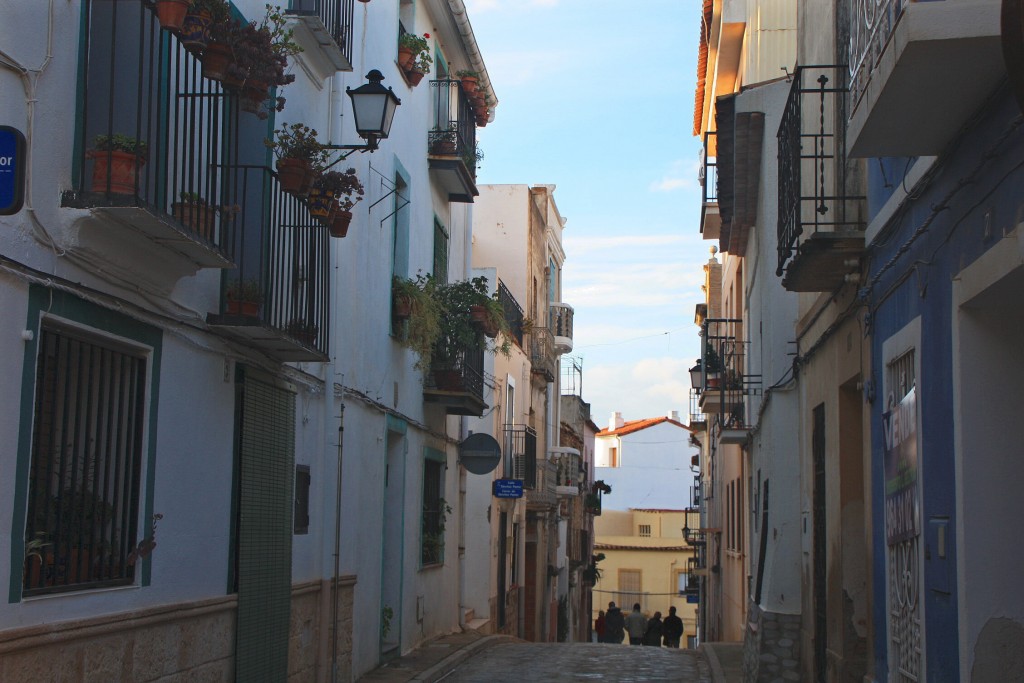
[648,158,701,193]
[583,356,693,423]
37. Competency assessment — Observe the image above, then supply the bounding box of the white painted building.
[0,1,498,680]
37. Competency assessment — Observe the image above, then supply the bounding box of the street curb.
[413,634,518,682]
[699,643,726,683]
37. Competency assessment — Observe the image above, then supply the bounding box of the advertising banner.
[884,386,919,545]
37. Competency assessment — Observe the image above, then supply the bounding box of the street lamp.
[689,360,703,390]
[324,70,401,164]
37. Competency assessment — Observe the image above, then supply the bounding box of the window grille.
[421,459,444,565]
[638,525,651,538]
[23,325,147,595]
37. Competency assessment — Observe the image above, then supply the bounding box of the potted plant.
[179,0,230,53]
[286,318,319,346]
[392,274,443,371]
[88,134,148,195]
[430,276,511,386]
[225,278,263,316]
[407,51,432,87]
[265,123,328,197]
[456,69,480,95]
[311,167,364,237]
[223,6,300,115]
[704,344,723,388]
[153,0,191,33]
[429,123,458,156]
[171,191,219,239]
[398,32,429,73]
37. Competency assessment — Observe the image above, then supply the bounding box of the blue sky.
[465,0,709,426]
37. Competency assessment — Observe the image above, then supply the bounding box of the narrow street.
[439,642,712,682]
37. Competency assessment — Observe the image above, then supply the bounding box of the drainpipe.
[330,405,345,683]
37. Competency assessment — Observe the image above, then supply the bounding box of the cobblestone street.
[440,642,713,682]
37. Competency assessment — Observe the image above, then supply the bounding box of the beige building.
[592,509,698,647]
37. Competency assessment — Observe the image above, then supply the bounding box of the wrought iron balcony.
[549,303,574,354]
[699,131,720,240]
[689,388,706,431]
[526,459,558,509]
[847,0,1003,157]
[427,79,479,203]
[550,447,581,496]
[423,343,486,416]
[529,327,556,383]
[776,66,865,292]
[285,0,355,79]
[62,0,240,271]
[497,280,524,347]
[698,319,760,437]
[504,424,537,489]
[206,165,331,362]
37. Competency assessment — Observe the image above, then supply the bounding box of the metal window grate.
[505,425,537,489]
[421,459,444,565]
[23,326,146,595]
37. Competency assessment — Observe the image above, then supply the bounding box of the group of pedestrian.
[594,602,684,648]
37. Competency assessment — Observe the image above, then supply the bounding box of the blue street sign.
[686,594,699,604]
[492,478,523,499]
[0,126,26,216]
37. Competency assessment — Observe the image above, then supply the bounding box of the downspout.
[330,405,345,683]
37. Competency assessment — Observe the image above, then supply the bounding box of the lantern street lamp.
[689,360,703,391]
[324,70,401,164]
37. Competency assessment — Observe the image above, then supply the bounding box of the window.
[618,569,642,611]
[294,465,310,535]
[609,447,618,468]
[638,524,652,538]
[432,219,449,284]
[676,569,692,595]
[421,450,446,566]
[23,324,148,594]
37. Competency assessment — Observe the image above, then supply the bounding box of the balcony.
[689,388,707,431]
[699,131,720,240]
[285,0,355,81]
[427,79,479,203]
[698,319,760,439]
[505,425,537,490]
[529,327,556,383]
[526,459,557,509]
[423,344,486,416]
[550,447,581,496]
[847,0,1003,158]
[62,1,239,274]
[497,280,524,348]
[549,303,574,354]
[206,165,331,362]
[776,66,865,292]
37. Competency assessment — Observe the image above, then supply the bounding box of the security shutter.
[235,370,296,683]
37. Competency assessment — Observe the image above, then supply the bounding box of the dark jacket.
[604,607,625,643]
[642,616,664,646]
[663,613,684,643]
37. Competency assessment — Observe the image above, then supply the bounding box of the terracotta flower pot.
[393,296,412,320]
[329,210,352,238]
[460,76,479,95]
[88,150,146,195]
[240,81,269,114]
[154,0,190,32]
[172,201,217,240]
[226,297,260,317]
[276,158,311,196]
[407,69,426,87]
[397,46,415,70]
[201,41,233,82]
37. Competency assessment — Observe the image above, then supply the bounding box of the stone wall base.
[0,577,356,683]
[743,601,802,683]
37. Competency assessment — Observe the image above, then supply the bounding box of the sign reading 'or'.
[0,126,26,216]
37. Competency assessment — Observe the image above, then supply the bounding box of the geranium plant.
[398,32,431,72]
[315,168,365,211]
[264,123,329,167]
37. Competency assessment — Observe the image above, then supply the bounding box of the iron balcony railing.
[497,280,524,347]
[849,0,909,107]
[215,165,331,355]
[776,65,864,278]
[504,425,537,489]
[549,302,574,354]
[689,388,706,429]
[426,343,485,398]
[287,0,355,68]
[529,327,556,383]
[552,449,582,489]
[701,131,718,205]
[428,79,479,176]
[64,0,240,254]
[699,318,760,425]
[527,459,557,508]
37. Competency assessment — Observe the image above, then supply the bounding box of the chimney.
[668,410,680,422]
[610,412,624,430]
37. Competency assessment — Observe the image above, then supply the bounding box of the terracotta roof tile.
[596,416,693,437]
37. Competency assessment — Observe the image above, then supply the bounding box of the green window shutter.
[433,219,449,284]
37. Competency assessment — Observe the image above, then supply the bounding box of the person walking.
[594,610,606,643]
[642,611,664,646]
[662,605,684,648]
[624,603,647,645]
[604,602,625,644]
